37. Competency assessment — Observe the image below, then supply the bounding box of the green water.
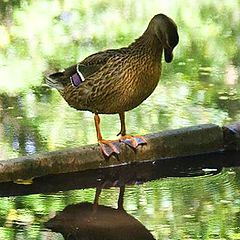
[0,0,240,239]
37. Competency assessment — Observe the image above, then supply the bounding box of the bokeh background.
[1,0,240,160]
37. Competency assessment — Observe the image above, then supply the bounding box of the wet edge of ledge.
[0,151,239,197]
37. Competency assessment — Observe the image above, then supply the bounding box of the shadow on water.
[45,186,156,240]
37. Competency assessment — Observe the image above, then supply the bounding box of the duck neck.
[129,28,163,62]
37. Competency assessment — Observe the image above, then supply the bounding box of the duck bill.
[164,48,173,63]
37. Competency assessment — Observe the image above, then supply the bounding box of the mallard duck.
[46,14,179,157]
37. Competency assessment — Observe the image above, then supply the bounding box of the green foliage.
[0,0,240,92]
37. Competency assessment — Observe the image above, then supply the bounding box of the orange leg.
[94,114,120,157]
[94,114,103,141]
[118,112,147,148]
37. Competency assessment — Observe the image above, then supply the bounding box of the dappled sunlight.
[0,26,10,47]
[225,64,239,85]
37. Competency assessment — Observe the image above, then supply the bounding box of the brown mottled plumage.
[46,14,179,157]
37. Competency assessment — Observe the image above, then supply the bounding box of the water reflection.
[0,152,239,239]
[46,186,155,240]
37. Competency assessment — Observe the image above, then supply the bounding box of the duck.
[46,13,179,157]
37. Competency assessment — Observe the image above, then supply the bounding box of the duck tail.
[45,72,65,90]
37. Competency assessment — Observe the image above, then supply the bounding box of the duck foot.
[99,140,121,157]
[120,135,147,149]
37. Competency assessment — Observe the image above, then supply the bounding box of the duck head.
[150,14,179,63]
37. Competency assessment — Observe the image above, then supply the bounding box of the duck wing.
[46,48,125,89]
[81,48,125,66]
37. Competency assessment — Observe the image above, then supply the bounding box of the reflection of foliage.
[123,169,239,239]
[0,169,239,239]
[0,92,49,159]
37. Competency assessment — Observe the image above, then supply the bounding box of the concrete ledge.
[0,124,225,183]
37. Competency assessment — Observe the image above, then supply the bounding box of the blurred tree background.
[0,0,240,160]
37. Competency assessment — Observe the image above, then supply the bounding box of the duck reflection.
[45,186,155,240]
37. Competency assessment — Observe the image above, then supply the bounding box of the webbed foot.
[99,139,121,157]
[120,135,147,149]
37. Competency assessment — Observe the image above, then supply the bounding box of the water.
[0,153,240,239]
[0,1,240,239]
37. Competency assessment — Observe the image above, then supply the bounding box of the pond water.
[0,0,240,239]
